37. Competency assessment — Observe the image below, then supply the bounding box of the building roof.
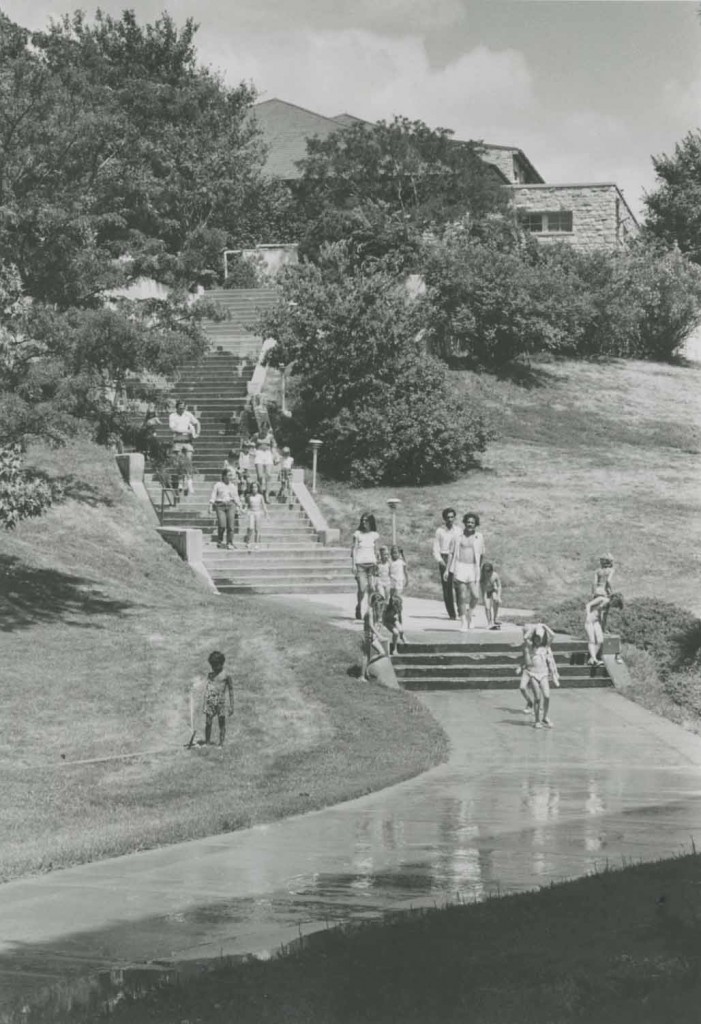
[252,98,347,179]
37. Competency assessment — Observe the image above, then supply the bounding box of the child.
[518,623,559,727]
[585,592,624,666]
[360,591,387,682]
[376,546,391,601]
[223,448,240,484]
[245,481,268,550]
[481,561,502,630]
[254,439,274,500]
[593,553,615,597]
[238,442,255,492]
[202,650,234,746]
[389,545,408,630]
[383,592,406,655]
[277,446,294,504]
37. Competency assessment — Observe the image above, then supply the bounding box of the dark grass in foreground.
[103,852,701,1024]
[0,440,447,881]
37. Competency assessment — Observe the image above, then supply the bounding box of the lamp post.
[386,498,401,546]
[309,439,322,494]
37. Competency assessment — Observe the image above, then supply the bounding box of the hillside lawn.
[316,356,701,614]
[0,441,447,883]
[105,850,701,1024]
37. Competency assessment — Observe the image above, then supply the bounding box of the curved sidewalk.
[2,655,701,1014]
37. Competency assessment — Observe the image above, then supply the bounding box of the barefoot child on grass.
[202,650,234,746]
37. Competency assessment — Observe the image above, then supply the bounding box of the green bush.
[543,595,701,675]
[259,243,492,485]
[321,355,491,486]
[420,226,701,368]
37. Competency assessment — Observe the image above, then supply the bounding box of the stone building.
[252,98,639,251]
[510,183,638,250]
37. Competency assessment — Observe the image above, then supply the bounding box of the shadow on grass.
[0,555,134,632]
[54,473,115,508]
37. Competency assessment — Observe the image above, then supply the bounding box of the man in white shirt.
[431,507,462,620]
[168,401,200,495]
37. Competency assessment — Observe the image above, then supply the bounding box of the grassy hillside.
[316,356,701,614]
[0,440,446,882]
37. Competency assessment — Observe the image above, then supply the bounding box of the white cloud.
[203,29,534,130]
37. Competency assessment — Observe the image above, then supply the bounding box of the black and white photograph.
[1,1,701,1021]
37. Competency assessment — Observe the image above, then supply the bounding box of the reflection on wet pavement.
[3,689,701,1020]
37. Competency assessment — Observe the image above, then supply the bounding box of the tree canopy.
[644,131,701,263]
[0,9,287,303]
[294,116,508,265]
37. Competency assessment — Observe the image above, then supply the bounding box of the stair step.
[215,580,356,595]
[393,663,608,679]
[398,676,613,691]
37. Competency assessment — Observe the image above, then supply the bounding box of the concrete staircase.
[147,287,354,595]
[393,636,614,690]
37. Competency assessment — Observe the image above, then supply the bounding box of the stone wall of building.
[510,184,638,251]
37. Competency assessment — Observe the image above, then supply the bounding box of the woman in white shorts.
[448,512,485,632]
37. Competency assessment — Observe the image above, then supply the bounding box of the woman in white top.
[351,513,380,620]
[208,469,243,549]
[448,512,485,632]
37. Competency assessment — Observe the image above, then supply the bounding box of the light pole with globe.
[386,497,401,546]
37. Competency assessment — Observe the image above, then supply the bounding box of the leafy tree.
[259,243,490,485]
[420,220,572,367]
[0,444,57,529]
[0,260,213,449]
[644,131,701,263]
[0,9,290,304]
[295,116,508,265]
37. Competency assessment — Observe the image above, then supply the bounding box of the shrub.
[321,356,492,486]
[259,243,492,484]
[542,595,701,675]
[420,226,701,368]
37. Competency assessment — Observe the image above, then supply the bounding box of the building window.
[521,211,573,234]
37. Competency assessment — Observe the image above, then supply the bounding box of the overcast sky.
[5,0,701,219]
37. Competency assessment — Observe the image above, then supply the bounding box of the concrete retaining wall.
[157,527,217,591]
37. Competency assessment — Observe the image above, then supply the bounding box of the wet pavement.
[2,684,701,1019]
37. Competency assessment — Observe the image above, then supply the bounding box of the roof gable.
[252,99,346,179]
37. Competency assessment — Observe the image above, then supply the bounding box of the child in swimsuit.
[202,650,234,746]
[360,592,386,682]
[593,554,615,597]
[518,623,558,726]
[376,546,391,601]
[383,592,406,655]
[245,482,268,549]
[481,561,502,630]
[585,592,624,666]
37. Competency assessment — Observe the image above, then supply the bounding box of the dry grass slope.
[316,356,701,615]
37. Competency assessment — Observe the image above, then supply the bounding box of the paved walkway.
[2,603,701,1017]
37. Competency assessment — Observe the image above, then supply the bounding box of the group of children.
[517,553,623,729]
[208,438,294,550]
